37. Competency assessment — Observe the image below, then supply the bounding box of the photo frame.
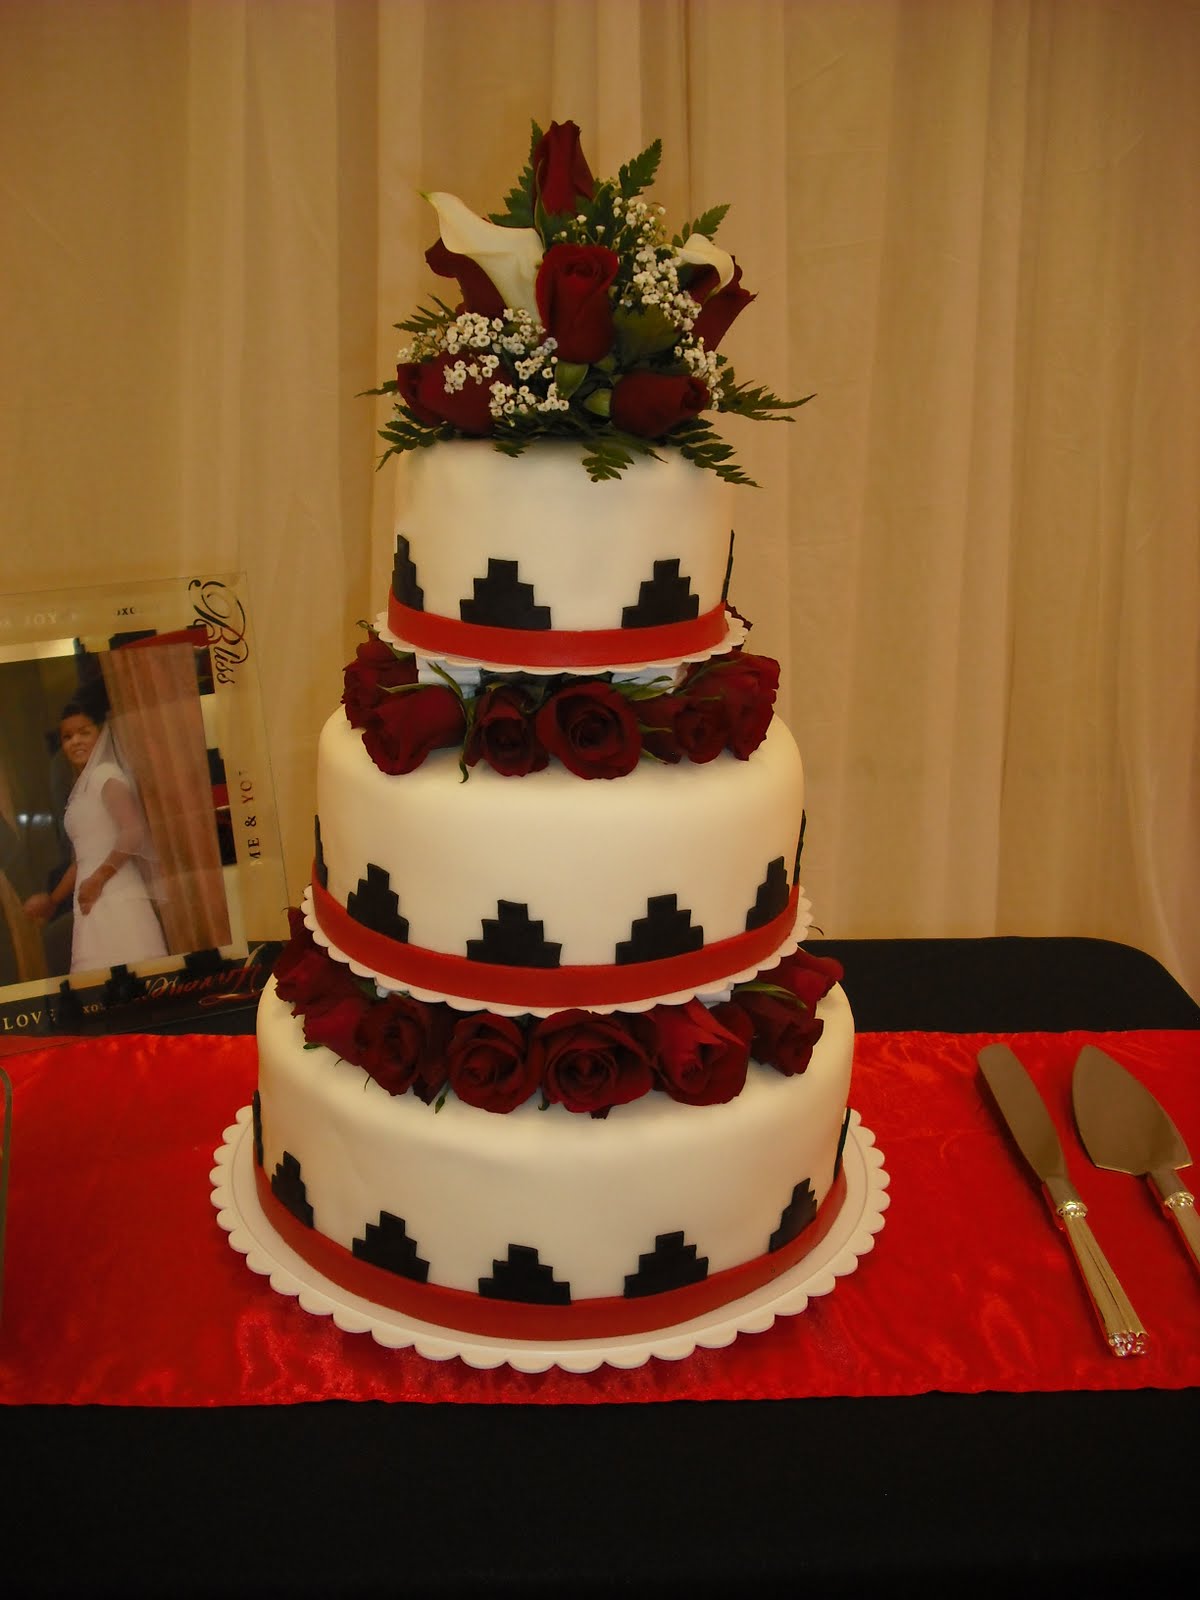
[0,575,287,1045]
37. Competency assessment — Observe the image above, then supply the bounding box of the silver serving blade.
[1073,1045,1200,1275]
[978,1044,1146,1355]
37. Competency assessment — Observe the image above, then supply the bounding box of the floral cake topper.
[374,120,808,482]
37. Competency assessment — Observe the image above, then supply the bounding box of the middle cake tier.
[312,709,808,1014]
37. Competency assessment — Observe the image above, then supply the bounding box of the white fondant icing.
[393,439,734,636]
[315,710,805,979]
[300,880,813,1016]
[256,977,854,1303]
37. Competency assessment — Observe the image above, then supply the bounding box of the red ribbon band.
[386,594,730,668]
[311,875,799,1009]
[254,1160,848,1342]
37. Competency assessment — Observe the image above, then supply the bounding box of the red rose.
[447,1013,540,1113]
[302,986,372,1061]
[644,676,730,764]
[649,997,752,1106]
[691,259,756,351]
[464,683,549,777]
[272,907,317,989]
[531,1009,656,1116]
[395,361,445,428]
[361,684,466,775]
[773,947,844,1009]
[736,989,825,1077]
[610,372,709,438]
[532,120,595,215]
[354,992,445,1097]
[396,353,501,436]
[691,650,779,759]
[343,638,418,729]
[534,680,641,779]
[424,236,505,319]
[535,244,618,364]
[275,926,358,1015]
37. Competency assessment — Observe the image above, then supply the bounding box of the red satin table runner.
[1,1028,1197,1406]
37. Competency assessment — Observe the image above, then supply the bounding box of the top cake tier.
[380,441,739,674]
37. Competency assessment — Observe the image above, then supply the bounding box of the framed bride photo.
[0,576,287,1045]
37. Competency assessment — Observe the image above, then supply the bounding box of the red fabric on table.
[0,1029,1197,1406]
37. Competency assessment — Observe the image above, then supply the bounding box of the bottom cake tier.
[254,976,856,1341]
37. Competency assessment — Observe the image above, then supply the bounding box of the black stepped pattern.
[615,895,704,964]
[833,1108,852,1182]
[792,810,807,884]
[721,529,736,602]
[251,1090,263,1169]
[479,1245,571,1305]
[103,965,147,1004]
[314,815,328,889]
[621,558,700,628]
[271,1152,314,1228]
[392,534,424,610]
[624,1232,709,1298]
[745,856,789,930]
[460,559,551,630]
[353,1212,430,1283]
[347,863,409,942]
[467,901,561,967]
[769,1178,817,1253]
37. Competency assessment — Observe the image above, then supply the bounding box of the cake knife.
[977,1044,1147,1356]
[1072,1044,1200,1275]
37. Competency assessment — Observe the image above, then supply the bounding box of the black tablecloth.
[5,937,1198,1597]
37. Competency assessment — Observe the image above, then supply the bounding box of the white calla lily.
[424,191,544,319]
[676,231,735,289]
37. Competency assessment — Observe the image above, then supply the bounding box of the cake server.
[977,1044,1147,1356]
[1072,1044,1200,1275]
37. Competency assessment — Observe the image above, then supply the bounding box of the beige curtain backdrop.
[2,0,1197,996]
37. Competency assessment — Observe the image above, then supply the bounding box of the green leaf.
[676,204,730,245]
[554,361,589,399]
[487,120,543,229]
[611,303,680,362]
[618,137,662,199]
[617,675,674,702]
[394,298,457,336]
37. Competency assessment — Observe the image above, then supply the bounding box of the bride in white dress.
[24,704,168,972]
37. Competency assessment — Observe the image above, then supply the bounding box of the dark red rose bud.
[464,683,549,777]
[275,931,360,1013]
[424,236,506,318]
[663,672,731,764]
[532,120,595,215]
[534,680,641,779]
[397,353,503,436]
[395,361,445,428]
[361,683,466,775]
[447,1012,540,1114]
[687,650,779,759]
[302,990,372,1062]
[639,692,687,764]
[354,992,443,1097]
[342,638,418,729]
[610,372,709,438]
[530,1009,655,1116]
[731,976,830,1078]
[272,908,318,989]
[772,948,844,1009]
[649,997,751,1106]
[535,243,619,364]
[692,260,756,351]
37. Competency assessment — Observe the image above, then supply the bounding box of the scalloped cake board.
[212,1107,888,1375]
